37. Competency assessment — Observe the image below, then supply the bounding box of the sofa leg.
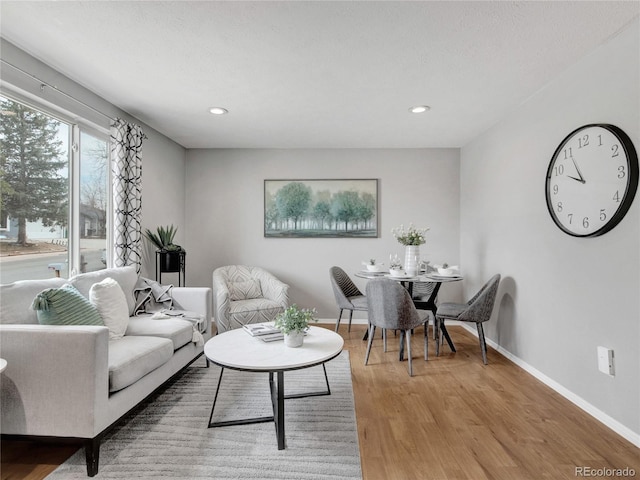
[85,437,100,477]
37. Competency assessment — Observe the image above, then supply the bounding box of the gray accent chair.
[213,265,289,333]
[365,278,430,376]
[329,266,368,333]
[435,274,501,364]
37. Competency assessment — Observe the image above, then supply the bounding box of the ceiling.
[1,1,638,149]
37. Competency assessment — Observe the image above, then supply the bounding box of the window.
[0,95,109,283]
[79,129,109,275]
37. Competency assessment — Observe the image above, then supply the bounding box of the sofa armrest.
[0,325,110,438]
[171,287,213,334]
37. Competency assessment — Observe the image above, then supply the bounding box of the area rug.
[47,351,362,479]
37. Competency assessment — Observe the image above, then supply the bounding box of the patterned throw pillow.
[229,279,263,301]
[31,283,103,326]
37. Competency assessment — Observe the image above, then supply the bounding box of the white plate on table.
[427,274,462,280]
[360,270,388,276]
[385,273,416,280]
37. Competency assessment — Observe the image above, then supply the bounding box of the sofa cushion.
[230,298,284,317]
[32,284,104,326]
[108,335,173,392]
[125,316,193,350]
[90,277,129,340]
[229,279,262,301]
[0,277,66,324]
[69,266,138,315]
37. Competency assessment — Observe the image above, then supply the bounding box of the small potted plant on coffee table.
[274,304,318,348]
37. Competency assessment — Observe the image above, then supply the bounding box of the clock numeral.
[567,213,573,224]
[582,217,590,229]
[556,202,563,212]
[563,147,573,159]
[578,135,589,148]
[600,209,607,221]
[613,190,620,203]
[597,134,603,146]
[611,144,619,158]
[554,165,565,176]
[553,184,559,194]
[618,166,626,179]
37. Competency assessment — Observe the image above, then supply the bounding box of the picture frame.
[264,179,378,238]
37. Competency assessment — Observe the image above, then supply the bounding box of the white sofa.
[0,266,213,476]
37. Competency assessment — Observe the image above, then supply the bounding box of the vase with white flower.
[391,223,429,276]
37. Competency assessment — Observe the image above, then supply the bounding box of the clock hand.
[571,157,586,183]
[567,175,586,184]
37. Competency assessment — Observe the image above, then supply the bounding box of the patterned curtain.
[110,118,145,274]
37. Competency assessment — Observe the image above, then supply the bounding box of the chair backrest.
[213,265,288,302]
[214,265,263,284]
[365,278,425,331]
[459,274,501,323]
[329,267,363,309]
[411,281,437,301]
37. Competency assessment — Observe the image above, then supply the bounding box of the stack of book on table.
[243,323,284,342]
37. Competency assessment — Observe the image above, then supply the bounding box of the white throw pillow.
[90,277,130,340]
[69,266,137,315]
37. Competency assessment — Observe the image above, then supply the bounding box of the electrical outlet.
[597,346,615,376]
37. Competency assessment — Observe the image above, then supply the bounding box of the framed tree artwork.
[264,179,378,238]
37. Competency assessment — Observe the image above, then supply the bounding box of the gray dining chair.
[329,266,368,333]
[435,274,501,364]
[365,278,430,376]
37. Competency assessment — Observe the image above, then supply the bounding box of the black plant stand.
[156,250,186,286]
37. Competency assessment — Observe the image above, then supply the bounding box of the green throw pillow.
[32,283,104,326]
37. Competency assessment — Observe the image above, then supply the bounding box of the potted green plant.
[144,225,185,272]
[274,304,318,348]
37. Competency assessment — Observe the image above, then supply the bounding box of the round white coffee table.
[204,325,344,450]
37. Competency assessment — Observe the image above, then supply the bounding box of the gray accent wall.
[460,20,639,439]
[184,148,461,317]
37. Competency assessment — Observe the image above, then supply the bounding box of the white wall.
[460,20,639,440]
[0,40,187,281]
[185,148,461,317]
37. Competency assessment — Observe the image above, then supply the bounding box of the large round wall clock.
[545,123,638,237]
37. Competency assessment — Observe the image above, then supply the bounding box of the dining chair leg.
[430,310,437,339]
[424,322,428,361]
[383,328,387,352]
[477,322,488,365]
[348,309,354,333]
[335,309,344,332]
[364,324,376,365]
[435,316,441,357]
[406,329,413,377]
[398,330,406,361]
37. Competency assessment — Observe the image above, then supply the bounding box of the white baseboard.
[458,323,640,448]
[318,318,639,447]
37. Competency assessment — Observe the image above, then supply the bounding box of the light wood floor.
[2,324,639,480]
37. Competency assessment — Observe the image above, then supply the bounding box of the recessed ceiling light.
[209,107,228,115]
[409,105,431,114]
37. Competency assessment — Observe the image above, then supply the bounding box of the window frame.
[0,87,112,277]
